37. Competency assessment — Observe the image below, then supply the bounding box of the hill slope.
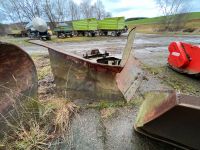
[126,12,200,33]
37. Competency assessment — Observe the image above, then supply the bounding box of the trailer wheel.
[64,34,68,38]
[111,31,116,36]
[99,32,103,36]
[91,32,95,37]
[104,31,108,36]
[85,32,89,37]
[46,36,51,40]
[117,32,121,36]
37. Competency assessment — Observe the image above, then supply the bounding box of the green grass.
[126,12,200,26]
[142,64,200,96]
[50,35,110,43]
[86,97,143,110]
[126,17,162,25]
[187,12,200,20]
[0,36,31,46]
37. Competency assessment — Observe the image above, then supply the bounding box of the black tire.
[46,36,51,40]
[111,31,116,36]
[57,32,60,38]
[104,31,108,36]
[91,32,95,37]
[117,32,121,36]
[99,32,103,36]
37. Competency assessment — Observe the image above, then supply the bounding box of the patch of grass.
[0,98,78,149]
[126,17,162,26]
[100,108,116,119]
[126,12,200,34]
[0,36,31,46]
[86,97,143,110]
[31,54,52,80]
[37,65,52,80]
[126,12,200,26]
[50,35,109,43]
[142,64,200,96]
[87,100,125,109]
[142,64,164,75]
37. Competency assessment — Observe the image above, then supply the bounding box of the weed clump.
[0,98,78,149]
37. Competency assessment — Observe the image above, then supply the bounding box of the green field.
[125,12,200,33]
[126,12,200,26]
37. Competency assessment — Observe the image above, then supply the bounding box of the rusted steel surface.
[135,91,200,149]
[29,28,142,101]
[116,55,143,102]
[120,27,136,66]
[48,48,124,100]
[0,42,37,115]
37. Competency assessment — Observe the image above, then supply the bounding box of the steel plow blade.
[0,42,38,115]
[134,91,200,149]
[29,28,143,101]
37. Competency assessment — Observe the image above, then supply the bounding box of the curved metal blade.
[29,28,143,101]
[135,91,200,149]
[0,42,38,115]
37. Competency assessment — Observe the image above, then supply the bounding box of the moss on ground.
[142,64,200,96]
[86,96,143,110]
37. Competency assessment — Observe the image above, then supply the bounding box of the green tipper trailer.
[72,18,98,36]
[54,23,73,38]
[98,17,127,36]
[53,17,127,38]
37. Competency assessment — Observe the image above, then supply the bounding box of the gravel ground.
[28,33,200,149]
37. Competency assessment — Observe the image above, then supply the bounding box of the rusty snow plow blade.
[134,91,200,149]
[0,42,37,115]
[29,27,143,101]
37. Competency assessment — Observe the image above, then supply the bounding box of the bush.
[183,28,196,33]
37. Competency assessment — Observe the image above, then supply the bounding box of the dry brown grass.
[100,108,116,119]
[0,98,78,149]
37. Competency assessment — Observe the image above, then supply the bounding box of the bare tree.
[43,0,69,28]
[93,0,106,20]
[0,0,111,24]
[156,0,190,31]
[80,0,93,18]
[0,0,43,23]
[68,0,80,20]
[80,0,111,20]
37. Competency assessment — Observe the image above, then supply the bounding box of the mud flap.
[0,42,38,115]
[134,91,200,149]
